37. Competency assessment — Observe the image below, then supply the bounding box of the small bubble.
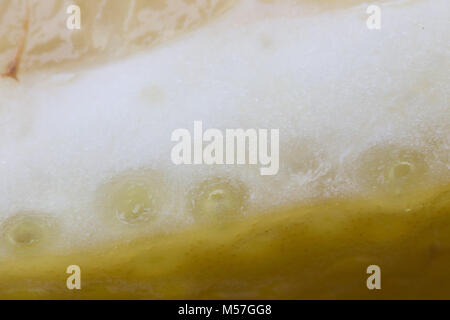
[114,184,155,225]
[98,169,165,226]
[2,213,55,249]
[356,145,427,196]
[389,161,414,180]
[189,177,248,223]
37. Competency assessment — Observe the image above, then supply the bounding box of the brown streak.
[2,2,30,81]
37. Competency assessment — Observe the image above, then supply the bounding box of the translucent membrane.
[0,0,373,76]
[0,0,236,74]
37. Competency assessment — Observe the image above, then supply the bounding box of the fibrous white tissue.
[0,0,448,251]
